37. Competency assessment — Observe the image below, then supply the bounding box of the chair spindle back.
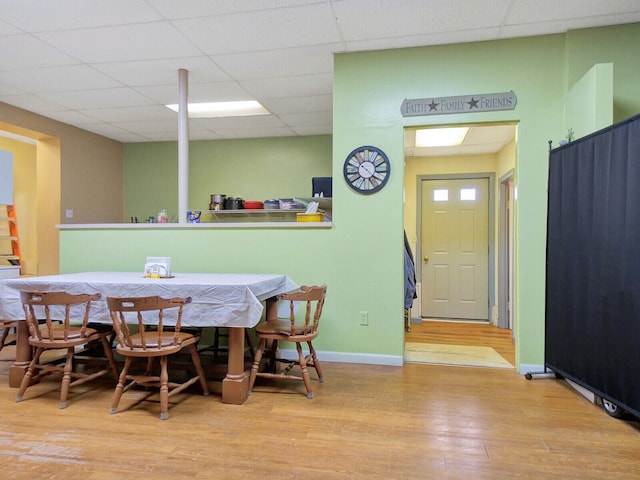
[21,291,101,341]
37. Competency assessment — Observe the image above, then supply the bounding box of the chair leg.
[213,327,222,362]
[159,355,169,420]
[188,344,210,396]
[266,339,278,373]
[0,325,11,352]
[144,357,154,376]
[245,330,255,358]
[296,342,314,399]
[15,347,44,402]
[248,338,266,394]
[58,347,76,409]
[100,333,119,380]
[307,340,324,382]
[110,356,132,414]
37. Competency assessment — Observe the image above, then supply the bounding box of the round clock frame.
[343,145,391,194]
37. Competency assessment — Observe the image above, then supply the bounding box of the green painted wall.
[123,135,332,221]
[60,23,640,369]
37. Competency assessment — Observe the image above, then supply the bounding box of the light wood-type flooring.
[405,319,516,365]
[0,326,639,479]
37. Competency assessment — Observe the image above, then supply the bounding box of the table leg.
[265,297,278,321]
[221,327,249,404]
[9,321,31,388]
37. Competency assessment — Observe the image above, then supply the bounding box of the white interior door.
[421,178,489,320]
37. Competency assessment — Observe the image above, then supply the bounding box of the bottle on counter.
[157,209,168,223]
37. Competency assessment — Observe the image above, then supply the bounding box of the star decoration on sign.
[428,100,439,111]
[467,97,479,109]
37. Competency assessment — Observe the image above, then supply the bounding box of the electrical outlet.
[359,311,369,326]
[65,209,74,219]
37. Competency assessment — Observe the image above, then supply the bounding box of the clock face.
[343,146,390,194]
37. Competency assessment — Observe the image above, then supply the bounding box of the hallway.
[405,320,515,366]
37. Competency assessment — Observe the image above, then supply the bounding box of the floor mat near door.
[404,342,513,369]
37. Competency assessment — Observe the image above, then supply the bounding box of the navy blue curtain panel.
[546,113,640,418]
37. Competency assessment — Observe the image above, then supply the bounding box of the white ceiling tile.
[0,65,121,93]
[41,110,103,126]
[133,82,253,105]
[114,119,178,134]
[0,34,79,71]
[345,27,503,53]
[291,125,333,136]
[211,44,338,80]
[93,57,231,87]
[73,121,131,135]
[190,113,286,130]
[40,88,155,110]
[148,0,321,19]
[0,82,26,96]
[187,130,224,141]
[0,18,22,35]
[98,131,152,143]
[0,1,635,142]
[241,73,333,99]
[279,111,333,126]
[80,105,176,123]
[505,0,640,25]
[334,0,511,40]
[0,0,163,32]
[173,4,342,55]
[261,94,333,114]
[35,22,203,63]
[0,94,68,113]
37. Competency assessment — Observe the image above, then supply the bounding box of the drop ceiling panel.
[335,0,510,40]
[0,94,68,113]
[241,73,333,99]
[0,65,121,93]
[40,88,156,110]
[173,4,343,55]
[0,0,163,31]
[211,43,338,80]
[147,0,323,19]
[0,1,636,142]
[505,0,640,24]
[80,105,176,123]
[261,94,333,114]
[93,57,232,87]
[35,23,203,63]
[0,34,78,71]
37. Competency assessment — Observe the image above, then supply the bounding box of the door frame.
[498,170,515,331]
[416,172,496,321]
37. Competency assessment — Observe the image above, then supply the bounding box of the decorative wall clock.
[343,145,390,194]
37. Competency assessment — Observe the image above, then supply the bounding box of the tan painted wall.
[0,137,37,274]
[0,101,123,274]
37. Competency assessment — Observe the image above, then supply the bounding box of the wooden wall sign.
[401,91,516,117]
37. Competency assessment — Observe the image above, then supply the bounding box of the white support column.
[177,68,189,224]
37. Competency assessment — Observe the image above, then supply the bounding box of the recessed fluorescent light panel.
[165,100,270,118]
[415,127,469,147]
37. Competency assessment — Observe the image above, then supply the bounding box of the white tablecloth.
[0,272,298,328]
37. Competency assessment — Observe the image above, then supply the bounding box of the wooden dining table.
[0,271,298,404]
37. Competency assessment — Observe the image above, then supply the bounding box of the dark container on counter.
[225,197,244,209]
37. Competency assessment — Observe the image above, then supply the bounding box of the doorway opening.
[403,122,517,367]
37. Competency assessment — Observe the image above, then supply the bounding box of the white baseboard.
[278,348,404,367]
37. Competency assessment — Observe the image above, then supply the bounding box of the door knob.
[423,256,429,262]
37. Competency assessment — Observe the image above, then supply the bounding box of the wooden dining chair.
[106,295,209,420]
[248,285,327,399]
[0,319,17,352]
[15,290,119,409]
